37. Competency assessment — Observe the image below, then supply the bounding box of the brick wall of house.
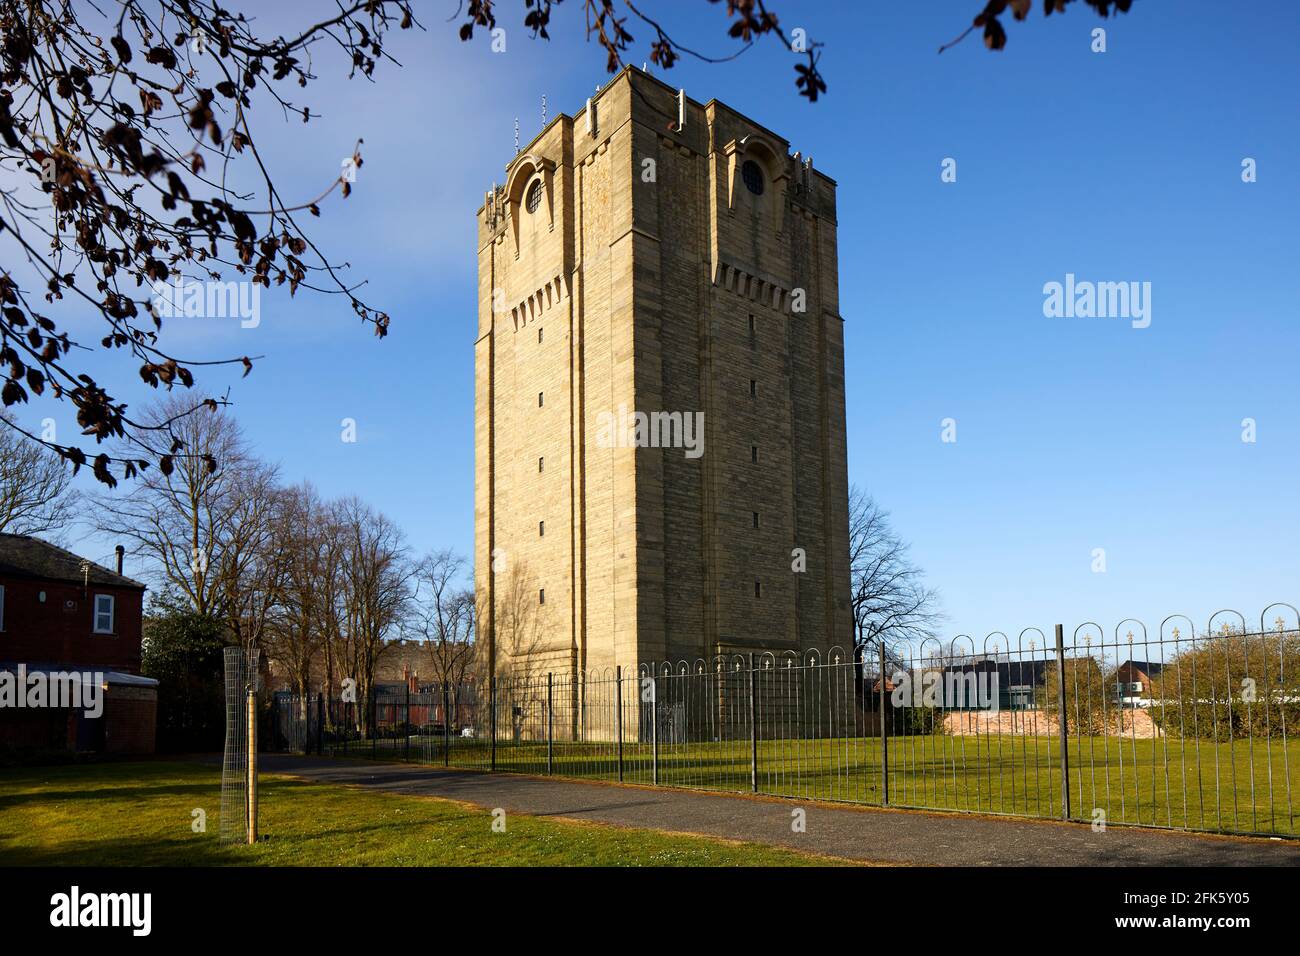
[0,708,74,749]
[0,575,145,673]
[103,686,157,754]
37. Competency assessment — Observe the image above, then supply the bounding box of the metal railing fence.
[270,605,1300,839]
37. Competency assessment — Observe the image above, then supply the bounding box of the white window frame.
[93,593,115,634]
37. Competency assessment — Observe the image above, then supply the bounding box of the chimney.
[115,545,125,575]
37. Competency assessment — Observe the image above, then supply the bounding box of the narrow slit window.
[538,327,544,343]
[752,512,760,529]
[539,520,545,537]
[539,456,545,473]
[751,445,759,463]
[538,588,546,605]
[749,379,756,398]
[538,391,544,407]
[754,580,762,598]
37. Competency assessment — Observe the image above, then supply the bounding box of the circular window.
[741,159,764,196]
[525,180,544,214]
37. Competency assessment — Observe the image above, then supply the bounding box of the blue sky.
[35,1,1300,640]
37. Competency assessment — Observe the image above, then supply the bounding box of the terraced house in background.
[475,67,852,679]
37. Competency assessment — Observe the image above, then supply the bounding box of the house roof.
[0,664,157,687]
[0,533,146,590]
[1117,660,1164,677]
[940,659,1052,685]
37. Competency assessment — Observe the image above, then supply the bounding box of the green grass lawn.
[348,731,1300,837]
[0,761,852,866]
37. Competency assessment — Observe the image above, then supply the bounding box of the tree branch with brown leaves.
[940,0,1134,54]
[0,0,420,486]
[456,0,827,102]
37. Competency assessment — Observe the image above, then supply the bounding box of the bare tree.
[335,495,413,737]
[217,461,286,651]
[410,549,476,686]
[409,549,477,728]
[264,482,330,720]
[316,498,348,726]
[0,411,77,536]
[849,485,942,653]
[269,492,350,730]
[92,391,260,616]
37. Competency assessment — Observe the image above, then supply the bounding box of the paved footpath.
[259,755,1299,866]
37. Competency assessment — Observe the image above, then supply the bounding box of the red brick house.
[0,533,156,754]
[1114,659,1164,707]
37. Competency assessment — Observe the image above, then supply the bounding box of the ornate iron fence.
[270,604,1300,839]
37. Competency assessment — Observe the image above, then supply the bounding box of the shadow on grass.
[0,781,220,809]
[0,832,242,867]
[0,762,314,866]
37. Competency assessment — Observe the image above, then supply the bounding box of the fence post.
[879,638,889,806]
[404,682,411,762]
[371,687,376,758]
[651,672,659,787]
[1054,623,1071,821]
[316,694,324,756]
[749,653,758,793]
[490,676,497,772]
[615,666,624,783]
[246,689,258,845]
[547,672,554,775]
